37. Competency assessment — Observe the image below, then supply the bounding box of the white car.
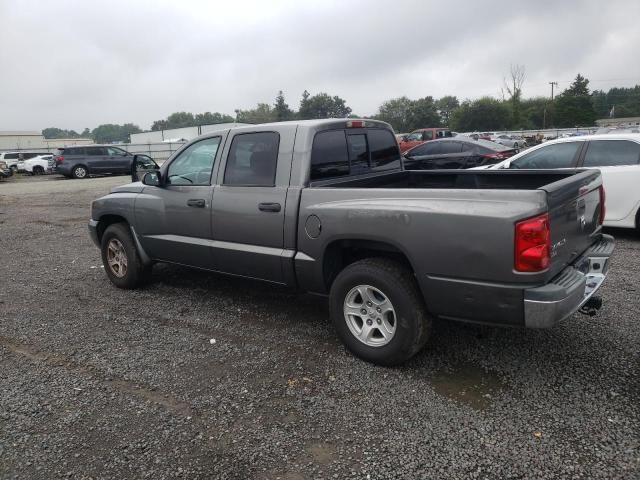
[23,155,54,175]
[0,151,51,172]
[491,134,527,151]
[484,133,640,230]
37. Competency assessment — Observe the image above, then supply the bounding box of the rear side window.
[441,141,463,154]
[85,147,105,156]
[460,142,474,152]
[66,147,85,155]
[510,142,581,169]
[311,130,350,180]
[422,131,434,141]
[224,132,279,186]
[583,140,640,167]
[4,153,19,160]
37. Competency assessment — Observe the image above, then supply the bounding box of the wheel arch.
[96,214,129,244]
[322,238,416,292]
[97,214,152,265]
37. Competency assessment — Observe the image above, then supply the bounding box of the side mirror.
[142,171,161,186]
[132,154,160,182]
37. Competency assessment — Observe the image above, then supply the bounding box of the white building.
[130,123,247,144]
[0,131,93,151]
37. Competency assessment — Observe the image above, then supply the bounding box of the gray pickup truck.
[89,119,614,365]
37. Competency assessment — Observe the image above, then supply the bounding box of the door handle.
[187,199,205,208]
[258,202,281,212]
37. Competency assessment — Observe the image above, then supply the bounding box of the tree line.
[42,73,640,143]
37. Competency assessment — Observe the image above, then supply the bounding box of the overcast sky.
[1,0,639,131]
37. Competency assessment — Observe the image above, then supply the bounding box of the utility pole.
[549,81,558,101]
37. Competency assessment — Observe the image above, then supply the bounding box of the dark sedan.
[402,137,516,170]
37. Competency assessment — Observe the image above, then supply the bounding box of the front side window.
[406,132,423,141]
[168,136,221,185]
[510,142,580,169]
[440,142,463,154]
[583,140,640,167]
[107,147,128,156]
[409,142,441,156]
[223,132,279,186]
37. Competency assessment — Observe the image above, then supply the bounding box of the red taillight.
[515,213,551,272]
[55,155,64,164]
[482,151,514,162]
[599,186,606,225]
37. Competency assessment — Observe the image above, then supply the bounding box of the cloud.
[1,0,638,130]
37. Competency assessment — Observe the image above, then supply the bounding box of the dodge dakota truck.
[89,119,614,365]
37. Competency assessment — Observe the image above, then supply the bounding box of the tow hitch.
[579,296,602,316]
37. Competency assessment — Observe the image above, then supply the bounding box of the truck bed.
[313,169,581,191]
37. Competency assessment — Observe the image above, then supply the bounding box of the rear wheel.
[101,223,151,289]
[32,166,44,175]
[72,165,88,179]
[329,258,432,366]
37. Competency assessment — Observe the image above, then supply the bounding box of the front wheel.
[101,223,151,289]
[329,258,432,366]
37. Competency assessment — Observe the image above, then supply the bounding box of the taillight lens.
[482,150,515,163]
[55,155,64,164]
[598,186,605,225]
[515,213,551,272]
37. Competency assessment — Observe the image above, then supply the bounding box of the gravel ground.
[0,175,638,479]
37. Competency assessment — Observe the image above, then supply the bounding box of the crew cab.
[398,127,452,152]
[89,119,614,365]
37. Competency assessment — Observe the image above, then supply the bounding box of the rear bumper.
[523,234,614,328]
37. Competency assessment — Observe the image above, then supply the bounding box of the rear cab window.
[310,128,401,182]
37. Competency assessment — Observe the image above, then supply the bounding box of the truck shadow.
[150,262,627,414]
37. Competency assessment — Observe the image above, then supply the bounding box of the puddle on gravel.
[429,363,508,411]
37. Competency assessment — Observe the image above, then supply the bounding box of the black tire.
[101,223,151,289]
[329,258,432,366]
[32,166,44,176]
[10,165,17,173]
[72,165,88,179]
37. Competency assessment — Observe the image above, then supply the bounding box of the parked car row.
[0,151,52,172]
[402,137,516,169]
[478,133,640,232]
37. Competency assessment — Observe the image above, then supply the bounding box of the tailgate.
[541,169,603,278]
